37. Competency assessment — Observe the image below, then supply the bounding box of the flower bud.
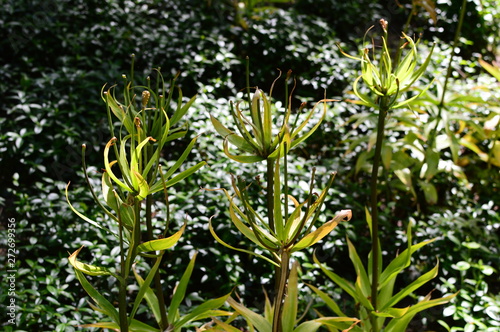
[142,90,150,108]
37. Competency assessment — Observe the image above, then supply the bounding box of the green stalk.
[369,96,389,331]
[246,56,252,106]
[144,135,168,329]
[267,157,275,233]
[116,193,129,332]
[272,250,290,332]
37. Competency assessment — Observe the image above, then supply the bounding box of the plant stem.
[369,96,389,331]
[118,276,128,332]
[144,140,169,330]
[272,250,290,332]
[267,157,275,233]
[117,198,128,332]
[146,194,169,329]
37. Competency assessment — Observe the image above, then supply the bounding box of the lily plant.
[66,64,228,332]
[209,70,357,332]
[313,20,456,331]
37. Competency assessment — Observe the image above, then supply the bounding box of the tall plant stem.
[429,0,467,148]
[267,157,275,233]
[117,198,128,332]
[146,194,169,329]
[272,250,290,332]
[369,96,389,331]
[144,142,168,329]
[118,273,128,332]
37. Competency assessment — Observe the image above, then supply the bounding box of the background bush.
[1,0,499,331]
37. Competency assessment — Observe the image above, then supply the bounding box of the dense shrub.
[1,0,499,330]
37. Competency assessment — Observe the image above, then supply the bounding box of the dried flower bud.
[142,90,150,107]
[380,19,388,32]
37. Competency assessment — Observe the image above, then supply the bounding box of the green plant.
[65,66,228,331]
[314,20,456,331]
[209,70,357,331]
[211,262,360,332]
[312,213,456,331]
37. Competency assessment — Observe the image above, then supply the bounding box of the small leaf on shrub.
[443,305,456,317]
[452,261,471,271]
[462,241,481,249]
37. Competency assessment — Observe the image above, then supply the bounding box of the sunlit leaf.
[292,210,351,252]
[136,223,186,253]
[281,262,298,332]
[227,297,272,332]
[68,246,120,280]
[72,269,119,324]
[168,252,197,321]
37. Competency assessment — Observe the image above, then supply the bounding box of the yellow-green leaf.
[136,223,186,253]
[291,210,351,252]
[68,246,121,281]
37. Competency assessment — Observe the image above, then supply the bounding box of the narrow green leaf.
[164,130,186,143]
[65,182,109,232]
[171,94,196,126]
[168,252,197,321]
[229,198,279,250]
[227,297,272,332]
[307,284,346,317]
[104,138,132,192]
[382,262,440,310]
[291,210,351,252]
[283,196,306,243]
[264,289,273,323]
[105,89,134,133]
[346,237,371,297]
[68,246,120,280]
[384,292,458,332]
[311,317,360,331]
[72,269,120,324]
[274,157,285,242]
[118,135,132,186]
[372,306,409,318]
[250,89,264,138]
[282,262,299,332]
[261,92,272,149]
[210,115,256,153]
[132,170,149,200]
[223,139,265,163]
[80,319,160,332]
[133,264,161,325]
[129,254,163,322]
[379,237,436,290]
[175,294,231,328]
[212,317,243,332]
[102,172,119,212]
[136,223,186,253]
[150,161,206,194]
[163,161,206,188]
[209,218,279,267]
[479,58,500,81]
[313,253,357,300]
[293,320,322,332]
[163,135,199,180]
